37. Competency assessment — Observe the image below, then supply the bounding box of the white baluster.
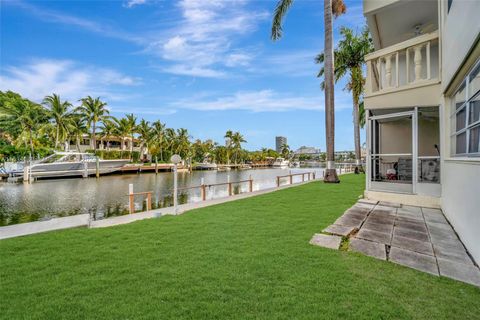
[385,55,392,88]
[414,45,423,82]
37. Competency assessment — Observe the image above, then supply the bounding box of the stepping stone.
[427,225,457,240]
[374,205,398,212]
[358,199,378,205]
[310,233,342,250]
[323,224,356,237]
[395,220,428,233]
[368,214,395,225]
[350,238,386,260]
[356,229,391,245]
[430,236,464,250]
[396,215,425,224]
[401,205,422,214]
[343,210,368,220]
[433,243,473,265]
[363,221,394,234]
[334,215,364,229]
[393,227,429,242]
[354,203,375,211]
[423,209,448,224]
[397,209,423,221]
[371,209,396,217]
[437,258,480,287]
[389,247,439,276]
[391,234,434,256]
[378,201,402,208]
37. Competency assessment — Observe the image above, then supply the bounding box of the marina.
[0,167,328,226]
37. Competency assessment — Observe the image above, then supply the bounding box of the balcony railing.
[365,31,440,96]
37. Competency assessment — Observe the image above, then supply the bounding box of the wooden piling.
[228,182,232,196]
[95,157,100,179]
[249,175,253,192]
[277,176,280,187]
[201,184,206,201]
[155,156,158,174]
[147,192,152,211]
[289,175,293,185]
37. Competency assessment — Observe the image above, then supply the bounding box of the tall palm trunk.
[29,128,34,155]
[352,87,363,174]
[323,0,339,183]
[91,122,96,151]
[55,126,59,149]
[76,136,81,152]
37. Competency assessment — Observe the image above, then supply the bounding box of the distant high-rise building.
[275,136,287,153]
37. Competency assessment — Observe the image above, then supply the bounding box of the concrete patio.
[310,199,480,287]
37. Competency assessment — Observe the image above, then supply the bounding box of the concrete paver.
[323,224,356,237]
[391,235,434,256]
[389,247,439,276]
[357,228,391,245]
[350,238,386,260]
[309,233,342,250]
[437,258,480,287]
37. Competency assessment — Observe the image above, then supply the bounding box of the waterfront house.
[362,0,479,262]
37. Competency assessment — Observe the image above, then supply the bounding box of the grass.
[1,174,479,319]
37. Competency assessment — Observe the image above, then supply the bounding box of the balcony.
[364,31,441,109]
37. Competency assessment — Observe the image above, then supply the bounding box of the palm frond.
[271,0,294,40]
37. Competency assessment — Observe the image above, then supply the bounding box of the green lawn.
[1,174,479,319]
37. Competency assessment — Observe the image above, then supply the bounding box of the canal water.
[0,168,324,226]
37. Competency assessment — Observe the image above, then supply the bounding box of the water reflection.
[0,168,324,226]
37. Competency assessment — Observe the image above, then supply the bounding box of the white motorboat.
[272,157,290,168]
[194,162,218,170]
[9,152,129,179]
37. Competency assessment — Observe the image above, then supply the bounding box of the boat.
[194,163,218,170]
[272,157,290,168]
[9,152,129,179]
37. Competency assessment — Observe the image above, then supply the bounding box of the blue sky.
[0,0,366,151]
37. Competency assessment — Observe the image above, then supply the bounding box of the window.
[451,59,480,156]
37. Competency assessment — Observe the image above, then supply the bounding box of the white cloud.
[0,59,140,103]
[171,89,353,112]
[146,0,268,77]
[123,0,147,8]
[162,65,226,78]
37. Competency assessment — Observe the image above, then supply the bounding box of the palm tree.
[175,128,191,158]
[271,0,345,183]
[77,96,109,150]
[0,97,47,154]
[281,143,291,159]
[231,132,246,165]
[69,116,87,152]
[100,119,116,150]
[125,113,137,155]
[224,130,234,165]
[137,119,152,161]
[316,27,373,174]
[113,117,132,153]
[42,94,73,149]
[165,128,177,159]
[151,120,166,161]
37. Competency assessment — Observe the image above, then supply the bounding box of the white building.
[363,0,480,262]
[275,136,287,153]
[294,146,321,156]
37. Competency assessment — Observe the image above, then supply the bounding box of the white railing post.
[385,55,392,88]
[426,41,431,80]
[406,48,410,83]
[414,44,423,82]
[395,52,399,87]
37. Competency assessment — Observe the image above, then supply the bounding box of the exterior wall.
[441,160,480,262]
[365,82,441,109]
[441,0,480,91]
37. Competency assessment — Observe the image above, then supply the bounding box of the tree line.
[0,91,283,164]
